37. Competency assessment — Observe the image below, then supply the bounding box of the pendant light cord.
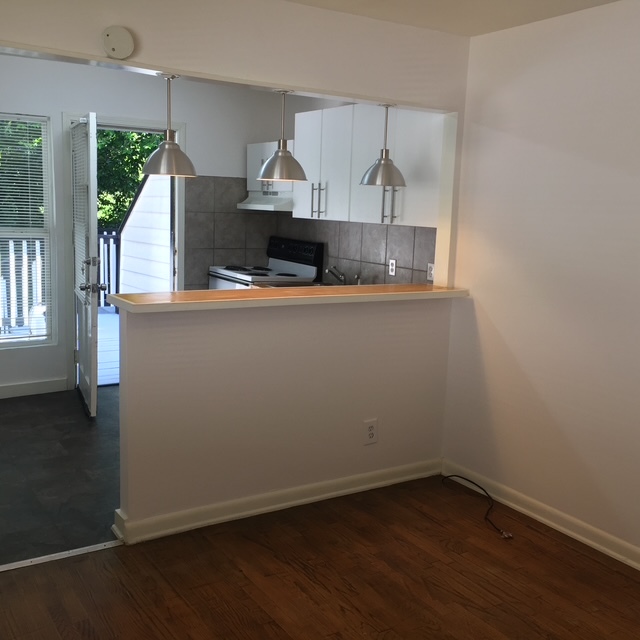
[383,105,389,149]
[280,91,287,140]
[166,76,172,131]
[161,73,179,134]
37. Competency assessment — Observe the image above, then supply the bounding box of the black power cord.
[442,474,513,539]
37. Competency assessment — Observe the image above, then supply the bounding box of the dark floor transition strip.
[0,386,120,566]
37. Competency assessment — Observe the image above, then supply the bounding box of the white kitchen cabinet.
[349,104,398,224]
[350,105,456,227]
[293,106,353,221]
[246,140,294,193]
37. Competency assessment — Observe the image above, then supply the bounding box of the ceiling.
[283,0,621,36]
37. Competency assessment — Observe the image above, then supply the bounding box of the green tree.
[97,130,163,230]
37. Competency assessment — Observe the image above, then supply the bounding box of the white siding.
[119,176,172,294]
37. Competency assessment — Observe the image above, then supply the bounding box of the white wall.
[116,298,452,542]
[0,53,343,397]
[0,1,470,398]
[0,0,470,111]
[445,0,640,565]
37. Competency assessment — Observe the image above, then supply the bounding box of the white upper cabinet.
[293,104,457,228]
[349,104,398,224]
[392,109,447,228]
[293,106,353,221]
[351,105,457,227]
[246,140,294,193]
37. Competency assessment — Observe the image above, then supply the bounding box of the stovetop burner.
[209,236,324,286]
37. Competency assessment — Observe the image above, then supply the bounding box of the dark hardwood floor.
[1,475,639,639]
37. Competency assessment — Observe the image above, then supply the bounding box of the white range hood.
[237,192,293,212]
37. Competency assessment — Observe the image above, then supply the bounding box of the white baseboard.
[112,457,640,572]
[114,459,442,545]
[0,377,69,400]
[441,461,640,572]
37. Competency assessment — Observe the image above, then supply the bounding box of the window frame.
[0,112,56,348]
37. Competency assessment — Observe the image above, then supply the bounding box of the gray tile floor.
[0,386,119,566]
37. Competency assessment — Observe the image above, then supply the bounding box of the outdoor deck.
[98,306,119,386]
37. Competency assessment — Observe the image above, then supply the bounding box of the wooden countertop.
[107,283,469,314]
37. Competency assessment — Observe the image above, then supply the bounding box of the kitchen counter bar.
[107,283,468,313]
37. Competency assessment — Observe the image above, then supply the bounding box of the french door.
[71,113,100,416]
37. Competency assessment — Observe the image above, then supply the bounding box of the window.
[0,114,53,344]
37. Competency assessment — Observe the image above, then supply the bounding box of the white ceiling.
[283,0,621,36]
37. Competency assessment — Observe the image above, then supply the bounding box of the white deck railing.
[0,233,120,339]
[0,237,47,337]
[98,231,120,306]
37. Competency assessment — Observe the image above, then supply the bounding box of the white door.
[71,113,100,416]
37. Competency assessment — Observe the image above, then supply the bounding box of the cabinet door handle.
[390,187,398,223]
[381,187,389,223]
[318,183,326,217]
[311,184,318,217]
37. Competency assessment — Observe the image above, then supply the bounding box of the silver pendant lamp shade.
[143,74,197,178]
[360,104,405,187]
[257,91,307,182]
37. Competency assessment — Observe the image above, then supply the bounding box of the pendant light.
[257,90,307,182]
[360,104,405,187]
[143,74,197,177]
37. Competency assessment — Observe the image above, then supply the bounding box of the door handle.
[79,283,107,293]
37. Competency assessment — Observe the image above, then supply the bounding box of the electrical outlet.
[363,418,378,445]
[427,263,434,281]
[388,259,396,276]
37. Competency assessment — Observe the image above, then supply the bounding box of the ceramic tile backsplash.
[338,222,362,262]
[386,225,416,270]
[185,176,216,213]
[413,227,437,272]
[184,175,437,288]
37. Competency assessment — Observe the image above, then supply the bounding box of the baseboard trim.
[0,377,69,400]
[441,461,640,571]
[116,460,442,544]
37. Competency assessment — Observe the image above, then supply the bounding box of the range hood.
[237,191,294,212]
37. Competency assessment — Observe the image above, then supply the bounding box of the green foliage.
[97,130,163,230]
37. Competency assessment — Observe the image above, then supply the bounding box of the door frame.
[62,113,188,394]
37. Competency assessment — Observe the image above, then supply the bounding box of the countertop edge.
[107,286,469,314]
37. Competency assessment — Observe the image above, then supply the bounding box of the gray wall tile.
[214,177,248,213]
[184,211,214,249]
[413,227,437,271]
[339,222,362,261]
[185,176,215,213]
[184,248,213,287]
[412,269,429,284]
[362,224,387,264]
[246,248,269,266]
[246,213,278,248]
[359,262,386,285]
[214,212,246,248]
[276,215,309,241]
[386,225,415,270]
[213,248,246,266]
[386,266,413,284]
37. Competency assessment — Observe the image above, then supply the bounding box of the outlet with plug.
[363,418,378,445]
